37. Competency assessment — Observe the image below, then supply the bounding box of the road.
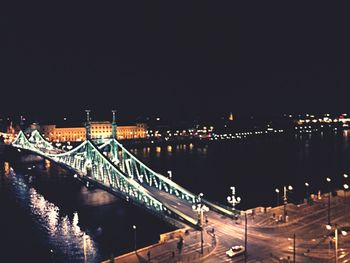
[149,187,350,262]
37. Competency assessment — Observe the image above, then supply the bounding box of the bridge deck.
[146,186,199,221]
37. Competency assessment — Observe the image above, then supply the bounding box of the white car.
[226,245,245,258]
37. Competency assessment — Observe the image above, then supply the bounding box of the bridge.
[11,113,235,231]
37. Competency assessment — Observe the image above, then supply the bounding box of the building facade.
[40,122,147,142]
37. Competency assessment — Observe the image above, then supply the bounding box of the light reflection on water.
[132,143,208,159]
[6,165,98,263]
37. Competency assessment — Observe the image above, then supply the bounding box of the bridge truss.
[12,131,199,228]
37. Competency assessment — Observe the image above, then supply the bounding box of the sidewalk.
[102,227,217,263]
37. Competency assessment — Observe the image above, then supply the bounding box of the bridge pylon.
[112,110,117,139]
[85,110,91,140]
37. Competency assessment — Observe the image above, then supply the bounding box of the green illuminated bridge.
[11,115,236,230]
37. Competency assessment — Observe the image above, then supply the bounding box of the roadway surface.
[148,187,350,262]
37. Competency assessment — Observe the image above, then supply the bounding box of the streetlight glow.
[326,177,331,182]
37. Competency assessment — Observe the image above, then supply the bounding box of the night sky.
[1,2,350,121]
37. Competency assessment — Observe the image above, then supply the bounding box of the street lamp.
[344,174,348,179]
[281,185,293,223]
[326,177,332,225]
[275,188,280,207]
[227,186,241,214]
[167,170,172,180]
[192,194,209,254]
[293,233,296,263]
[305,182,309,204]
[244,212,248,261]
[132,225,137,252]
[344,184,349,201]
[326,224,347,263]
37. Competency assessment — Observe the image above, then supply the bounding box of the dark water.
[0,156,174,262]
[129,130,350,209]
[1,130,350,262]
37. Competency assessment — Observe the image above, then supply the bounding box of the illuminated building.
[40,122,147,142]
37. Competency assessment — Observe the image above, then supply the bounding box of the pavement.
[103,189,350,263]
[102,226,216,263]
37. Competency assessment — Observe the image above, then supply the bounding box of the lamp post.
[344,174,349,201]
[344,184,349,201]
[275,188,280,207]
[326,177,331,225]
[293,233,296,263]
[305,182,309,204]
[326,223,347,263]
[227,186,241,217]
[192,193,209,254]
[167,170,172,180]
[132,225,137,252]
[283,185,293,223]
[244,212,248,262]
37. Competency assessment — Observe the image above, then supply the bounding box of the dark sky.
[1,2,350,121]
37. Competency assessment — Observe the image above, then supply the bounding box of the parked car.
[226,245,245,258]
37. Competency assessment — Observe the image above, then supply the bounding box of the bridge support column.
[112,110,117,139]
[85,110,91,140]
